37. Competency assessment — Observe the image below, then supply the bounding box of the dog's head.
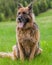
[16,3,34,29]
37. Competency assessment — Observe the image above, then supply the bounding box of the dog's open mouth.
[18,22,24,28]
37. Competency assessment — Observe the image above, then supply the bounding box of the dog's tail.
[0,52,15,60]
[0,45,17,60]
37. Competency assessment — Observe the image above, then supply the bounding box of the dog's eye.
[18,12,21,15]
[23,12,26,15]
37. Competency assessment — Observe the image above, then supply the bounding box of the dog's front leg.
[29,42,38,61]
[18,43,24,61]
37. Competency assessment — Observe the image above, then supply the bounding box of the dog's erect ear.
[18,3,23,9]
[28,2,33,12]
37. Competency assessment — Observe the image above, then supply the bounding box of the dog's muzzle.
[17,15,30,28]
[17,16,24,28]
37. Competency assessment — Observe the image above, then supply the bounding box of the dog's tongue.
[18,22,24,28]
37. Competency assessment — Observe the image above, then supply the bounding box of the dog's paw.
[36,48,43,55]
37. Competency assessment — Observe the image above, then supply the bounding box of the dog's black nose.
[18,17,21,21]
[18,16,22,22]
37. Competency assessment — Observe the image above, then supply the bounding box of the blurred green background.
[0,0,52,65]
[0,0,52,21]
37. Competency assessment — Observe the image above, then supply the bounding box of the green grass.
[0,9,52,65]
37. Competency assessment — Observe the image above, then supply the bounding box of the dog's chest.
[18,28,36,55]
[18,28,35,43]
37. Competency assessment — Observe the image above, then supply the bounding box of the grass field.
[0,9,52,65]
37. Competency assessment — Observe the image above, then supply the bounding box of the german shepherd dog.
[0,3,42,61]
